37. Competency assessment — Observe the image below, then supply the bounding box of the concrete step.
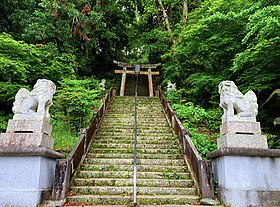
[72,178,194,188]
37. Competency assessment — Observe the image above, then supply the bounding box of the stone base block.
[218,189,280,207]
[220,121,261,136]
[0,156,56,207]
[218,134,268,149]
[208,148,280,207]
[6,118,52,135]
[0,133,54,148]
[222,115,256,124]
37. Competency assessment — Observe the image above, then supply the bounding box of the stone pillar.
[207,80,280,207]
[0,79,64,206]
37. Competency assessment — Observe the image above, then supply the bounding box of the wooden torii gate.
[114,60,161,97]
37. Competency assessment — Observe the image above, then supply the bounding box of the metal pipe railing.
[132,70,139,205]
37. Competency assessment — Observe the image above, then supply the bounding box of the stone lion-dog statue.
[12,79,56,120]
[218,80,258,122]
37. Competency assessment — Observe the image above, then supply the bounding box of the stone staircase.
[65,96,217,206]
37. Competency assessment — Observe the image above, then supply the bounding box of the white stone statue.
[99,79,106,91]
[218,80,258,122]
[167,81,176,92]
[12,79,56,120]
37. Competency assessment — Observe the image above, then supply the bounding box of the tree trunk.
[183,0,188,25]
[157,0,172,34]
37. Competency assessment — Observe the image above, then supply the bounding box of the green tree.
[232,5,280,102]
[0,33,76,114]
[53,78,102,133]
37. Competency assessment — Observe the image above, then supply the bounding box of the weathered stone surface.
[219,80,258,123]
[12,79,56,121]
[0,146,64,159]
[200,198,220,205]
[220,121,261,136]
[0,79,56,149]
[6,118,52,135]
[0,132,54,148]
[0,156,56,207]
[217,134,268,149]
[211,155,280,207]
[207,147,280,159]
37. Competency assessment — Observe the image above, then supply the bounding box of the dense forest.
[1,0,280,155]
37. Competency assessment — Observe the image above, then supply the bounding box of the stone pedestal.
[0,118,54,148]
[0,147,64,207]
[208,148,280,207]
[217,121,268,149]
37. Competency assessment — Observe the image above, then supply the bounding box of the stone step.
[97,127,171,133]
[66,195,131,205]
[86,153,182,159]
[109,106,162,110]
[66,194,200,205]
[76,171,191,180]
[103,114,165,118]
[83,158,185,166]
[138,195,200,205]
[81,164,188,173]
[89,143,179,150]
[64,204,221,207]
[89,148,181,155]
[99,123,169,129]
[92,138,173,145]
[95,131,173,137]
[64,95,204,206]
[100,120,168,125]
[72,178,194,188]
[70,186,197,196]
[93,135,174,141]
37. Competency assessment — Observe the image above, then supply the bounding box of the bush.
[165,89,219,159]
[52,78,102,134]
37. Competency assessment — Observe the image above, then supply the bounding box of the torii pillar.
[114,60,161,97]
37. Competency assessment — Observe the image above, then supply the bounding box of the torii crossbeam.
[114,60,161,97]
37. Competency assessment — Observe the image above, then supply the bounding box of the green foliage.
[267,134,280,149]
[0,33,76,84]
[53,78,102,133]
[232,5,280,99]
[189,128,217,160]
[166,90,219,159]
[0,113,12,133]
[172,103,207,129]
[51,119,79,154]
[0,33,76,114]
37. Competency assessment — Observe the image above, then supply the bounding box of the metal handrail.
[132,71,139,204]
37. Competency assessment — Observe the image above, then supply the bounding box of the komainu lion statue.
[219,80,258,122]
[12,79,56,120]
